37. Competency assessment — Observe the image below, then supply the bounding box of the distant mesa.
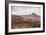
[11,13,40,21]
[29,13,40,16]
[32,13,36,15]
[29,13,36,15]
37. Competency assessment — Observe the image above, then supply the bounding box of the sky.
[11,6,41,16]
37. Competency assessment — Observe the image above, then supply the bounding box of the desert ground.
[11,14,40,29]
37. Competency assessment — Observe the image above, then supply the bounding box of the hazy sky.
[11,6,41,16]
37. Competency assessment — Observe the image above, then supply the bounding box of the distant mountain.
[11,15,23,20]
[11,13,40,21]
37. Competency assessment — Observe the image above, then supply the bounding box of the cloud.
[11,6,41,16]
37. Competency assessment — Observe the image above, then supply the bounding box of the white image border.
[8,3,43,32]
